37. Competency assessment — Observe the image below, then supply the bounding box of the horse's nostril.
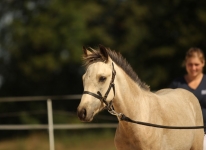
[78,108,87,121]
[81,108,86,119]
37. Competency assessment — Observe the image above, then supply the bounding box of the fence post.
[47,99,55,150]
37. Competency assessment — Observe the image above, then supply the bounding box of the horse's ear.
[99,44,108,62]
[83,46,92,56]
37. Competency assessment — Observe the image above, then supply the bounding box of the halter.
[83,62,116,111]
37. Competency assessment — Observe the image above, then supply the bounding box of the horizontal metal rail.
[0,123,118,130]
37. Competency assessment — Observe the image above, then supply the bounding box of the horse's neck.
[113,67,149,119]
[112,67,158,147]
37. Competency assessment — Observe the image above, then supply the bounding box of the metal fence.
[0,95,118,150]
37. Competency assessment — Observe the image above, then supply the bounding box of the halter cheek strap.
[83,62,116,110]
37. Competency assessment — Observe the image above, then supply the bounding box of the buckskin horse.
[77,45,204,150]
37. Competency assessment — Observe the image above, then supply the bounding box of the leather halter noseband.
[83,62,116,110]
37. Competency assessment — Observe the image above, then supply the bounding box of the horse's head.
[77,45,115,122]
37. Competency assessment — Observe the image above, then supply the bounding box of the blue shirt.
[169,75,206,132]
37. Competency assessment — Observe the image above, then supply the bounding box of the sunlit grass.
[0,129,116,150]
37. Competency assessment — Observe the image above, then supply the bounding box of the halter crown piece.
[83,62,116,112]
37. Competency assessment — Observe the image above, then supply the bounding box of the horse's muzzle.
[77,107,91,122]
[77,107,86,121]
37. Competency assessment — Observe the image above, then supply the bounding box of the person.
[169,47,206,148]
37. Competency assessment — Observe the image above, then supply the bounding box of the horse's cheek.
[89,100,102,112]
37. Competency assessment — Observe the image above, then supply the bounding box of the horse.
[77,45,204,150]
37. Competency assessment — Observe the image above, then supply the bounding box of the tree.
[0,0,101,96]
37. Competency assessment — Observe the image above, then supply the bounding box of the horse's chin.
[82,117,94,122]
[84,111,97,122]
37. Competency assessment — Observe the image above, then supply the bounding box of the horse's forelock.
[83,48,105,68]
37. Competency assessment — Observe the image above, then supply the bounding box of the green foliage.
[1,0,206,130]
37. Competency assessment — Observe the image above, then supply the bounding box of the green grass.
[0,129,116,150]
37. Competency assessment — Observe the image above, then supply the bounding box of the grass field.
[0,129,116,150]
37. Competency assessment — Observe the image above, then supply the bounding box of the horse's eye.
[99,76,106,82]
